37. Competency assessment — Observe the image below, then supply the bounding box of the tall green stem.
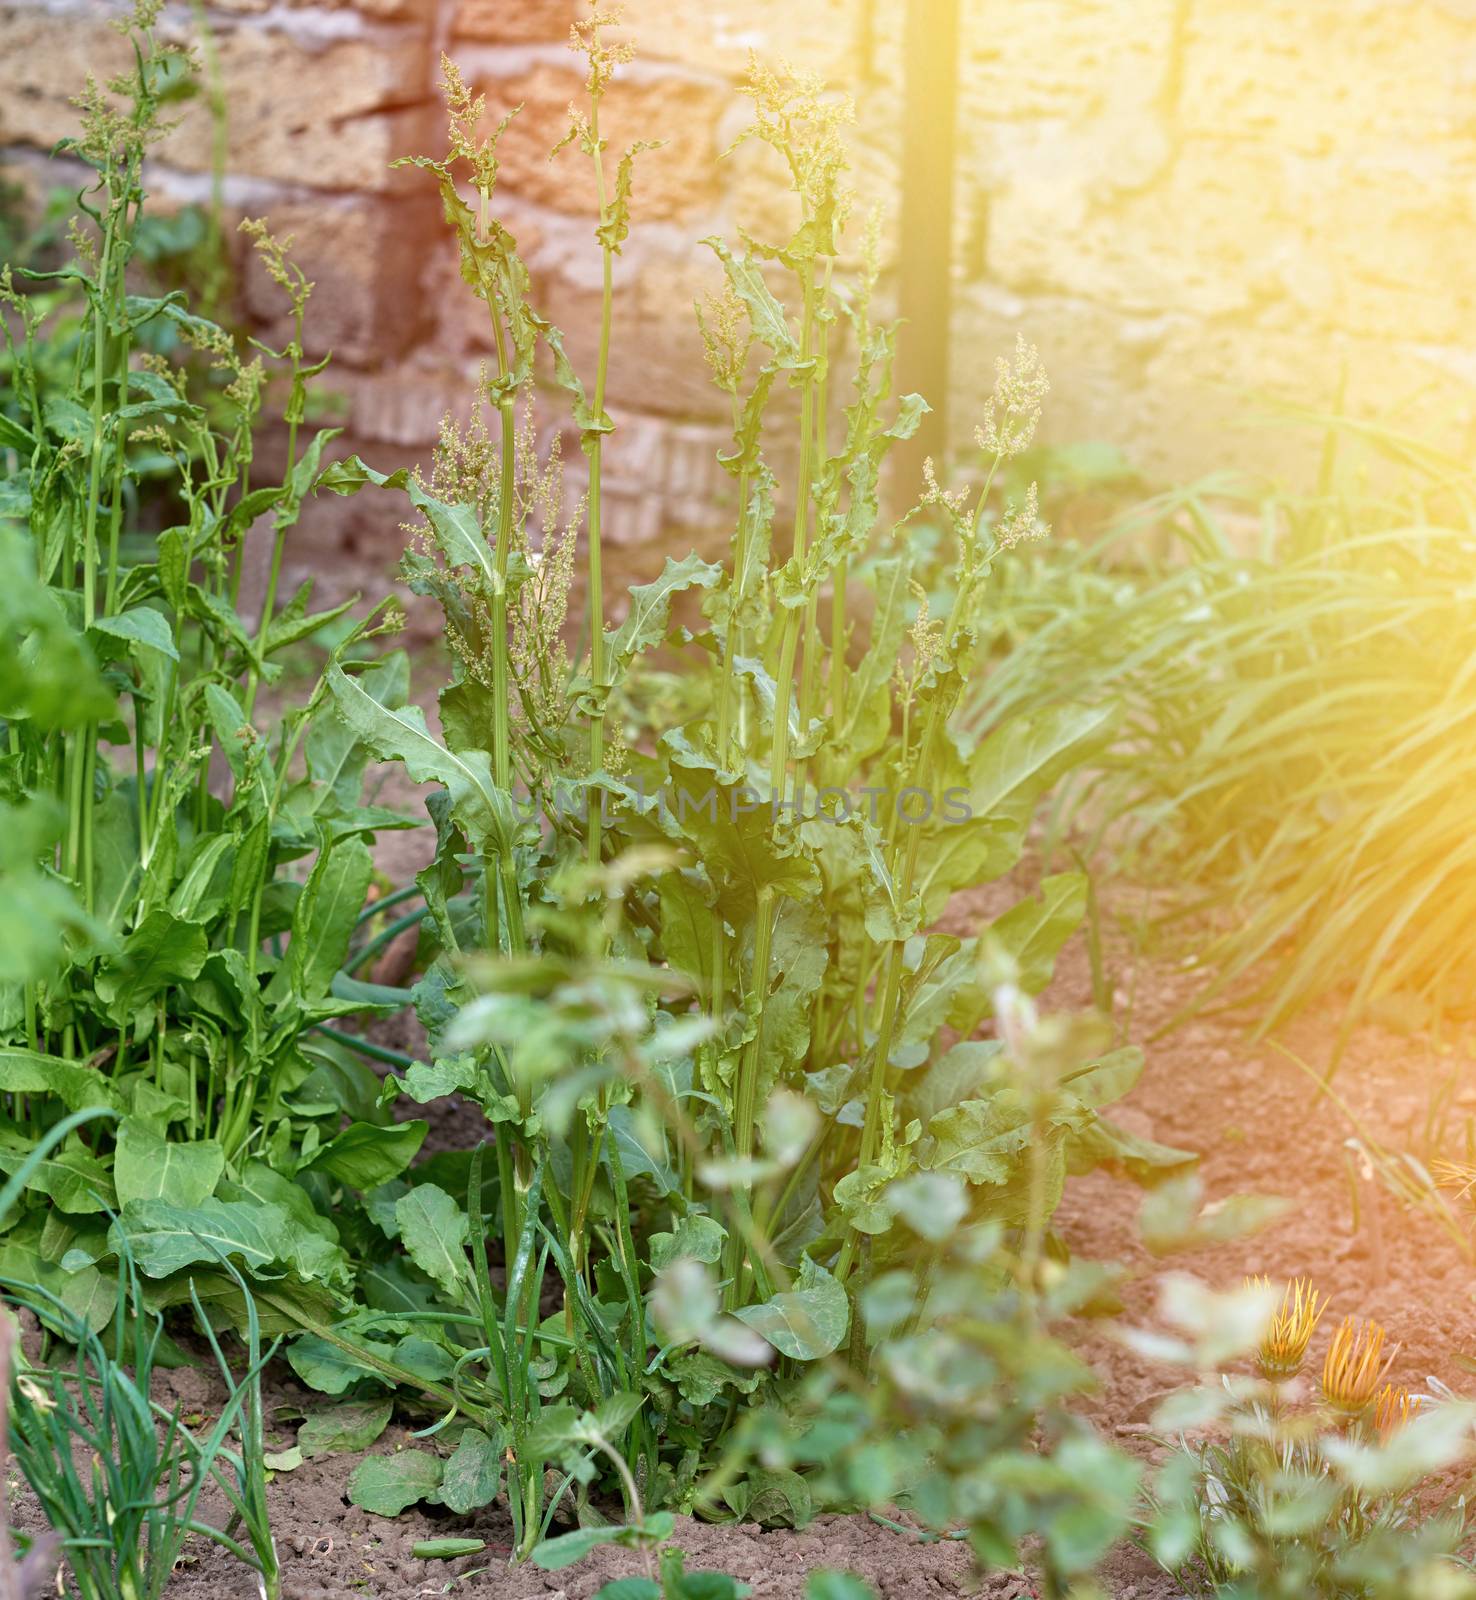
[586,110,615,868]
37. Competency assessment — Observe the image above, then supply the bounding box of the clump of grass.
[963,412,1476,1065]
[3,1248,282,1600]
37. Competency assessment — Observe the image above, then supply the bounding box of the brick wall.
[5,0,1474,605]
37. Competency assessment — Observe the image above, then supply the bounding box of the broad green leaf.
[298,1397,394,1458]
[907,1040,1002,1124]
[648,1212,726,1271]
[594,1582,661,1600]
[1066,1115,1197,1184]
[732,1255,848,1361]
[393,1183,469,1301]
[0,801,100,985]
[347,1449,444,1516]
[0,1134,115,1214]
[967,702,1117,836]
[288,1334,383,1395]
[95,910,208,1021]
[605,1104,677,1198]
[1061,1046,1142,1111]
[982,872,1088,995]
[113,1119,223,1209]
[89,605,179,663]
[438,1425,502,1513]
[306,1121,426,1191]
[530,1526,632,1572]
[0,1047,122,1112]
[287,833,374,1001]
[111,1196,283,1276]
[919,1093,1031,1186]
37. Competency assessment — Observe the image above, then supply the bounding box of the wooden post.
[894,0,961,497]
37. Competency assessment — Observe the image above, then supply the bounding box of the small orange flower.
[1321,1316,1394,1415]
[1248,1275,1326,1380]
[1373,1383,1420,1440]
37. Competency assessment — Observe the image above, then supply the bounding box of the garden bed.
[16,881,1468,1600]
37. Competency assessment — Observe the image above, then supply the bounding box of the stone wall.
[949,0,1476,486]
[4,0,1474,600]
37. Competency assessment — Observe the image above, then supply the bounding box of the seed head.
[974,334,1049,461]
[696,281,751,394]
[995,482,1048,551]
[1246,1276,1325,1381]
[1321,1315,1393,1415]
[732,55,854,229]
[1373,1382,1420,1440]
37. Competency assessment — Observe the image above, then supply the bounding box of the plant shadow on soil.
[18,846,1476,1599]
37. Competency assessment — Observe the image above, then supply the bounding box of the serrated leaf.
[327,665,514,854]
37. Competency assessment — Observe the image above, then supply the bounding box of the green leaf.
[0,1047,122,1113]
[0,1134,115,1214]
[967,703,1117,839]
[298,1397,394,1458]
[111,1196,282,1275]
[725,1467,812,1528]
[605,1104,677,1198]
[287,833,374,1001]
[981,872,1088,995]
[1061,1047,1142,1110]
[603,554,722,685]
[306,1121,427,1190]
[347,1449,444,1516]
[1141,1174,1292,1256]
[732,1255,848,1361]
[393,1184,469,1301]
[594,1581,661,1600]
[327,664,514,854]
[113,1119,223,1209]
[648,1212,726,1271]
[1066,1115,1198,1184]
[203,683,255,784]
[920,1093,1030,1185]
[89,605,179,663]
[315,456,494,589]
[439,1426,502,1513]
[530,1526,628,1571]
[287,1334,383,1396]
[95,910,208,1022]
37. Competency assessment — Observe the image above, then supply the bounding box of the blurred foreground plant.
[1137,1275,1476,1599]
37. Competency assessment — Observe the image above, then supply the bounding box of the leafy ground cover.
[5,5,1476,1599]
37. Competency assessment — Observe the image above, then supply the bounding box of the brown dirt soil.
[20,870,1476,1599]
